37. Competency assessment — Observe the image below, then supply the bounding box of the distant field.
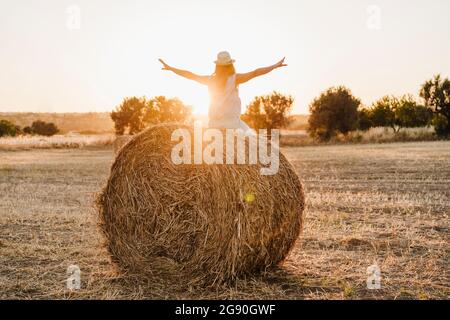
[0,112,115,134]
[280,127,437,146]
[0,134,114,151]
[286,114,309,130]
[0,112,310,134]
[0,141,448,299]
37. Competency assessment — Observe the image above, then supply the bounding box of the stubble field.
[0,141,448,299]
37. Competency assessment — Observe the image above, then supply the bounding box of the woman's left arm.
[236,57,287,85]
[159,59,210,85]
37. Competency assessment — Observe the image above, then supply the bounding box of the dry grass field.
[0,134,114,151]
[0,141,448,299]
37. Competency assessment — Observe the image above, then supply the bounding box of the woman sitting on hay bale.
[158,51,287,130]
[98,52,303,285]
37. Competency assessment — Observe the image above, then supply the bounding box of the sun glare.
[181,88,210,115]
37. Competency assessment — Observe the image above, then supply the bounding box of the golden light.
[244,192,256,203]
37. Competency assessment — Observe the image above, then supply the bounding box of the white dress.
[208,74,252,131]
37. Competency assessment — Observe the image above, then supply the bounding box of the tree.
[358,108,373,131]
[241,91,294,135]
[395,95,432,128]
[420,74,450,137]
[111,96,192,135]
[143,96,192,124]
[369,96,397,130]
[23,126,33,135]
[432,114,449,138]
[111,97,147,135]
[308,86,360,141]
[0,119,21,137]
[369,95,432,132]
[29,120,59,136]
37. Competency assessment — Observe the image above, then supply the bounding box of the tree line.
[308,75,449,140]
[3,74,446,141]
[0,120,59,137]
[110,96,191,135]
[111,74,449,141]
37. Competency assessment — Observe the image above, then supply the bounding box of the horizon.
[1,0,449,115]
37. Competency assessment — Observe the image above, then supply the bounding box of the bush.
[111,97,147,135]
[420,74,450,137]
[29,121,59,136]
[308,86,360,141]
[23,126,33,135]
[242,91,294,134]
[368,95,432,132]
[395,96,432,128]
[358,108,373,131]
[432,114,449,138]
[0,119,21,137]
[111,96,191,135]
[368,96,396,129]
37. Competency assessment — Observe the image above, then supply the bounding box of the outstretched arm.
[236,57,287,85]
[159,59,210,85]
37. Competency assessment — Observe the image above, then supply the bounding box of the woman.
[158,51,287,130]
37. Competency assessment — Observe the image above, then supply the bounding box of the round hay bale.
[98,123,305,284]
[113,135,133,155]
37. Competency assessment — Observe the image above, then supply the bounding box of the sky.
[0,0,449,115]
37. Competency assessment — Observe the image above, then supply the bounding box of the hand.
[274,57,287,69]
[158,58,172,71]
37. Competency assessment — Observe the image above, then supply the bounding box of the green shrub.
[30,121,59,136]
[308,86,360,141]
[0,119,21,137]
[432,114,449,138]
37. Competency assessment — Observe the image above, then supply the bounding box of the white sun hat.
[214,51,235,65]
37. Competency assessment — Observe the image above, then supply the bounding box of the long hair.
[211,64,236,93]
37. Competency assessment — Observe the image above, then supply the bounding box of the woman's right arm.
[236,57,287,85]
[159,59,210,85]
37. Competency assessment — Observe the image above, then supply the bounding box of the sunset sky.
[1,0,449,114]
